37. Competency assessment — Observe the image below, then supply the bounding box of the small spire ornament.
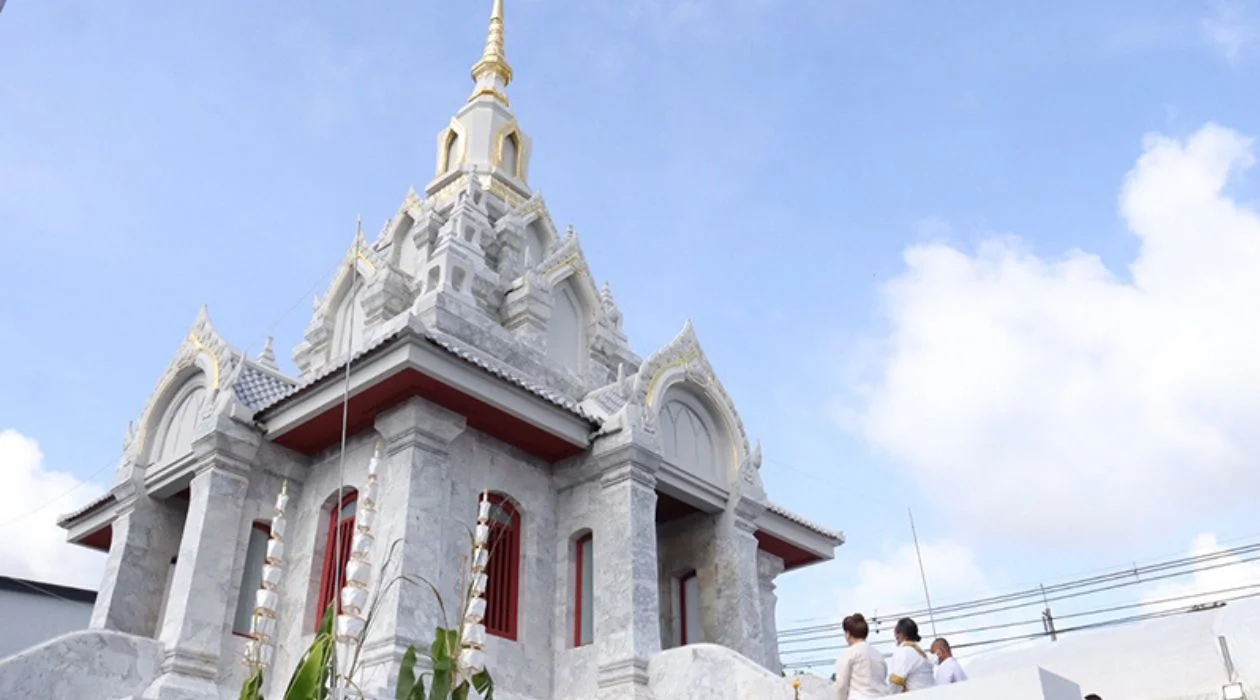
[257,336,278,369]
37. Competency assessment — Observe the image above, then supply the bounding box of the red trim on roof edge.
[270,369,586,462]
[755,531,824,571]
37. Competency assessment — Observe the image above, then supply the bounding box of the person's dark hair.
[932,638,951,653]
[895,617,921,642]
[1084,695,1102,700]
[842,613,870,640]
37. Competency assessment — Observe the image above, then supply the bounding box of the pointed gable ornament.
[629,320,751,464]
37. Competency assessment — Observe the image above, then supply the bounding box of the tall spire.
[469,0,513,105]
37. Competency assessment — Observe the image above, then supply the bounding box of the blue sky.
[3,0,1260,671]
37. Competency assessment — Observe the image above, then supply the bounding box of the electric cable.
[778,540,1260,638]
[781,589,1260,670]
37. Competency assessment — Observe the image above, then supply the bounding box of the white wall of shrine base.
[647,644,1083,700]
[914,667,1083,700]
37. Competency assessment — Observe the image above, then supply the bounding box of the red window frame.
[573,533,593,647]
[484,493,521,641]
[679,571,697,645]
[316,491,357,631]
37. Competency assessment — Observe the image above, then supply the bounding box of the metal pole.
[908,507,938,637]
[1040,584,1057,642]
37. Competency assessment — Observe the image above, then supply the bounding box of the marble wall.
[266,396,560,700]
[0,630,162,700]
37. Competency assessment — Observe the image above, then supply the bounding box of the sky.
[2,0,1260,674]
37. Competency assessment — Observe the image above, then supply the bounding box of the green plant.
[393,627,494,700]
[238,489,499,700]
[238,602,335,700]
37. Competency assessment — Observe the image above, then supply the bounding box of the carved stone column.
[594,440,662,700]
[706,496,767,665]
[356,397,467,697]
[90,487,183,637]
[757,551,786,673]
[141,463,249,700]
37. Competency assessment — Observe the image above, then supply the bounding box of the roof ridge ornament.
[469,0,513,105]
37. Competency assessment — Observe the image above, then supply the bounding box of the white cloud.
[1141,533,1260,613]
[849,122,1260,548]
[1203,0,1257,62]
[0,429,106,589]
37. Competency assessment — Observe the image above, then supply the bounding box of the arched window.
[316,490,357,631]
[659,388,724,481]
[233,521,271,635]
[547,280,584,374]
[573,532,594,647]
[484,493,521,640]
[501,132,520,178]
[444,131,462,173]
[155,381,207,464]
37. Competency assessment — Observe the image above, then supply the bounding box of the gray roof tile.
[257,325,596,423]
[234,363,298,409]
[766,502,845,543]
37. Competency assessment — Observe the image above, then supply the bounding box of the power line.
[782,590,1260,670]
[0,230,355,533]
[778,540,1260,638]
[780,581,1260,655]
[0,456,116,529]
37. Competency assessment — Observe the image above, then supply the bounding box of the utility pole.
[1040,584,1057,642]
[908,508,938,637]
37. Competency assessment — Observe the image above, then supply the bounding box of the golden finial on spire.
[469,0,513,104]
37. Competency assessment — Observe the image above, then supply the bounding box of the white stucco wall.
[0,582,95,660]
[965,598,1260,700]
[648,645,1082,700]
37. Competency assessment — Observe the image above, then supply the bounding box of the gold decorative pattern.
[486,178,526,207]
[436,120,469,177]
[543,252,583,278]
[187,331,222,391]
[643,351,699,409]
[492,119,527,183]
[469,0,512,95]
[631,321,750,470]
[469,88,510,106]
[432,174,470,205]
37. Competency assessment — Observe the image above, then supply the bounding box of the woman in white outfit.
[887,618,934,693]
[834,613,890,699]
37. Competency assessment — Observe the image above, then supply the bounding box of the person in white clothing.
[888,618,934,693]
[834,613,890,699]
[930,638,967,685]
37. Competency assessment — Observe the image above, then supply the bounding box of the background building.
[0,576,95,660]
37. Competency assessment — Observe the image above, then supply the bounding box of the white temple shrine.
[0,2,844,698]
